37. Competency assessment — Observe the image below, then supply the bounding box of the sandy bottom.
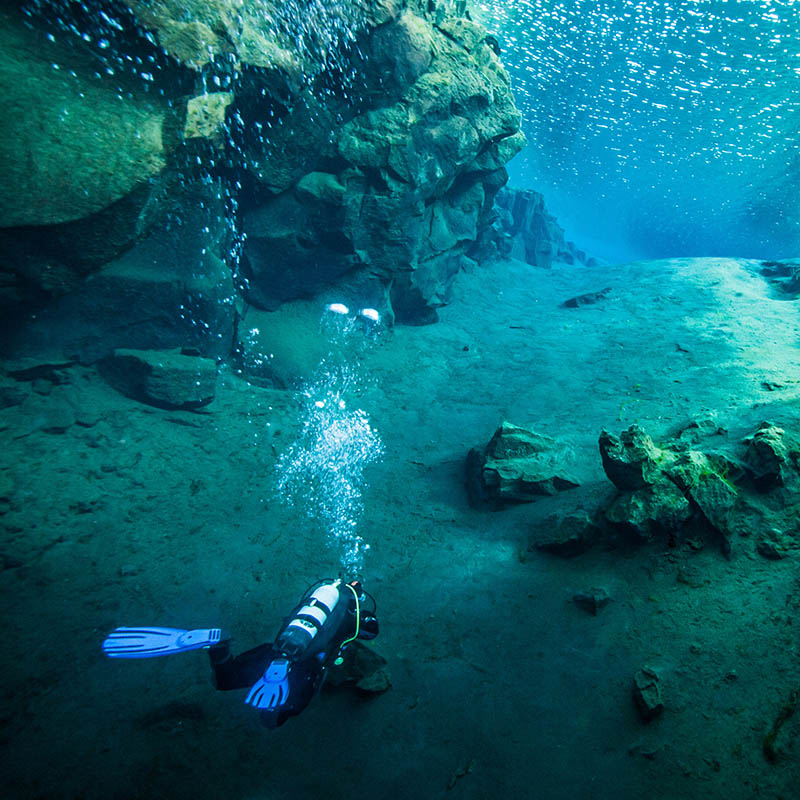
[1,255,799,799]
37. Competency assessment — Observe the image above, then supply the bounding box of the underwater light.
[326,303,349,315]
[358,308,379,323]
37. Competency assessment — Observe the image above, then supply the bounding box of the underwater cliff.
[1,1,800,800]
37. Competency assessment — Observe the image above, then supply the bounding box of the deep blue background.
[476,0,800,263]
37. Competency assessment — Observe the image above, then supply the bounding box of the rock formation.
[100,348,218,409]
[530,510,603,557]
[0,0,525,366]
[483,187,596,269]
[466,420,579,507]
[760,259,800,297]
[596,420,800,556]
[633,666,664,723]
[525,417,800,560]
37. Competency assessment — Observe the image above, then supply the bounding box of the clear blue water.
[475,0,800,263]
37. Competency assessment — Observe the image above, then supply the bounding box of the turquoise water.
[475,0,800,262]
[3,1,800,799]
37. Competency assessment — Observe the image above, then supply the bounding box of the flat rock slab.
[561,287,612,307]
[102,348,217,410]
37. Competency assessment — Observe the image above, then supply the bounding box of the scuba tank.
[275,580,342,660]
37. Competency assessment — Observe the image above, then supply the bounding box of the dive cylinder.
[276,582,341,659]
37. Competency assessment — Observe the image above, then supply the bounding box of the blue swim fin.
[245,658,291,710]
[102,626,221,658]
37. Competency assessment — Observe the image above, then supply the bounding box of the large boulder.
[594,421,800,555]
[101,348,218,409]
[467,421,579,506]
[0,8,167,231]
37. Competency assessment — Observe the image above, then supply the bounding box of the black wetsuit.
[208,583,378,728]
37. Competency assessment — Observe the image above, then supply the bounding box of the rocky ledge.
[0,0,525,368]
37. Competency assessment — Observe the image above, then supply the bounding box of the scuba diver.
[103,579,379,729]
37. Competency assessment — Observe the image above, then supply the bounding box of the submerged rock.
[599,425,667,491]
[561,288,612,308]
[675,415,727,447]
[0,11,167,231]
[605,481,691,541]
[756,533,791,560]
[663,450,741,549]
[326,640,391,694]
[572,587,612,615]
[531,511,602,557]
[491,187,595,269]
[467,421,578,506]
[242,6,525,321]
[760,260,800,297]
[743,422,799,490]
[633,666,664,723]
[591,420,800,556]
[2,0,525,360]
[2,184,237,363]
[101,348,217,410]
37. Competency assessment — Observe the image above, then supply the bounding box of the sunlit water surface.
[474,0,800,262]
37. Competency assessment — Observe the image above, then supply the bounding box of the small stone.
[572,587,611,615]
[756,534,790,560]
[561,287,611,308]
[628,741,660,760]
[676,564,708,588]
[532,511,602,557]
[118,564,138,577]
[633,666,664,722]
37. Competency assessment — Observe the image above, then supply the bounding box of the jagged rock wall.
[0,0,525,363]
[490,187,596,269]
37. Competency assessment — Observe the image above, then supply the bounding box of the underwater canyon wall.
[0,0,525,367]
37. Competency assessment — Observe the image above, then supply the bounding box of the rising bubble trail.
[275,306,383,576]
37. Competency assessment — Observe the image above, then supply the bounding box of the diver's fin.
[102,626,221,658]
[245,658,291,710]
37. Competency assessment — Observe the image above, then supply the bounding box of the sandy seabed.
[1,255,799,799]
